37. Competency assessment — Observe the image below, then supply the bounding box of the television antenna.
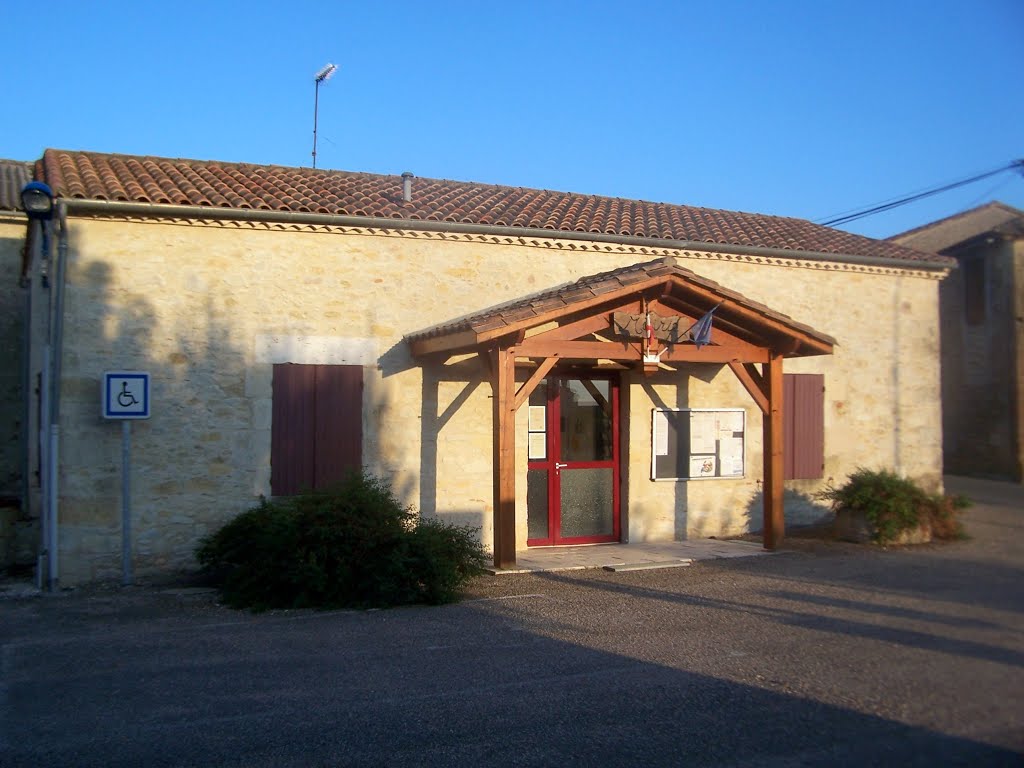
[312,63,337,169]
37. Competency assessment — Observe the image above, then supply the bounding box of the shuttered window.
[271,364,363,495]
[784,373,824,480]
[963,256,986,325]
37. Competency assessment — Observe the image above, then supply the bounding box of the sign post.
[102,372,151,586]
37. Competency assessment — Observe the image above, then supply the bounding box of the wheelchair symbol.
[117,381,139,408]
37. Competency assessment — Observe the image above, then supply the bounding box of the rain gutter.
[46,202,68,588]
[62,199,956,272]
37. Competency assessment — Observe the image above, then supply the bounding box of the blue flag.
[690,304,721,349]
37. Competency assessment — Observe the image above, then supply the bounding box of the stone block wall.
[45,215,945,582]
[940,238,1021,479]
[0,215,26,570]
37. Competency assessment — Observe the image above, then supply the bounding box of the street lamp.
[21,179,57,590]
[21,181,54,220]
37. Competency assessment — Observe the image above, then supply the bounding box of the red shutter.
[271,364,317,495]
[313,365,363,487]
[272,364,363,495]
[784,373,824,480]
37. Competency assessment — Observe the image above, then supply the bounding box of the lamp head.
[21,181,54,220]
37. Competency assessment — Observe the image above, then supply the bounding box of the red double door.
[526,377,621,546]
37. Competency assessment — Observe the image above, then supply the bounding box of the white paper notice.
[528,432,546,460]
[654,411,669,456]
[690,412,717,454]
[690,455,717,477]
[528,405,546,432]
[719,437,744,476]
[718,410,744,433]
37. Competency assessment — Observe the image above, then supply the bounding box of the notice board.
[651,408,745,481]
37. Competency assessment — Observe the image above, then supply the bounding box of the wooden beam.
[513,339,633,359]
[513,338,770,363]
[728,361,769,414]
[528,300,642,343]
[529,313,611,343]
[475,276,666,344]
[514,356,558,410]
[492,345,518,569]
[410,329,479,357]
[660,343,771,364]
[743,362,765,391]
[658,289,834,356]
[762,353,785,551]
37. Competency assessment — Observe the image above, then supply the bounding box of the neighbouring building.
[14,149,953,585]
[891,202,1024,481]
[0,159,31,572]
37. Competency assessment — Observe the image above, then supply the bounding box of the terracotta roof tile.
[34,149,951,266]
[0,159,33,211]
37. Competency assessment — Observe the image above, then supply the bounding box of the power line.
[817,159,1024,227]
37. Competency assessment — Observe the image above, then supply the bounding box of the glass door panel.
[559,379,612,461]
[559,467,614,538]
[527,376,619,546]
[526,383,550,542]
[526,469,549,540]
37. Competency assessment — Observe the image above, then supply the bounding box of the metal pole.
[312,80,320,168]
[48,426,58,589]
[39,352,50,589]
[122,420,132,586]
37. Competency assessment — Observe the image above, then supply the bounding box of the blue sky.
[3,0,1021,239]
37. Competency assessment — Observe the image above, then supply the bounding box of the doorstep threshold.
[602,559,694,572]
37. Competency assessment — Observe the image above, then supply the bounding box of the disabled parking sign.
[103,372,151,419]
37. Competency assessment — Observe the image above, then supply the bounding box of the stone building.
[0,159,31,572]
[16,149,953,584]
[891,202,1024,480]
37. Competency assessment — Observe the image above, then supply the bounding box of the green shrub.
[196,472,487,611]
[929,493,971,541]
[818,468,969,544]
[406,517,490,604]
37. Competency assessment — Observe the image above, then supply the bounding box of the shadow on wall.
[0,223,27,570]
[417,356,486,530]
[638,376,690,542]
[58,254,260,582]
[359,338,488,538]
[743,486,834,533]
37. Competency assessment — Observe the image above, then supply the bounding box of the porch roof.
[405,257,836,358]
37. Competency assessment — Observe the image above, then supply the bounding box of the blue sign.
[103,372,151,419]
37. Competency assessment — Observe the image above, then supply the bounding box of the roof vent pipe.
[401,171,414,202]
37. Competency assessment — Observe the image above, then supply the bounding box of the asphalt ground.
[1,476,1022,767]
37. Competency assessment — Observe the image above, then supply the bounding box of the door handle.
[555,462,568,469]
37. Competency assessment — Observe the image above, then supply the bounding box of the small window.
[784,373,824,480]
[963,257,986,326]
[271,364,363,495]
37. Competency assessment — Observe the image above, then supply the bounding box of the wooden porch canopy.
[405,257,835,569]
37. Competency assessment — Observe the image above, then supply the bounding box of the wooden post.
[492,346,518,568]
[762,352,784,550]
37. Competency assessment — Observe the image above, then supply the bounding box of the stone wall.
[0,214,26,570]
[47,215,946,583]
[939,238,1020,479]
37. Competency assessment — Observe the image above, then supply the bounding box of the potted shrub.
[819,468,968,545]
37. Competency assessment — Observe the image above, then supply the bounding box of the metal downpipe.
[44,203,68,590]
